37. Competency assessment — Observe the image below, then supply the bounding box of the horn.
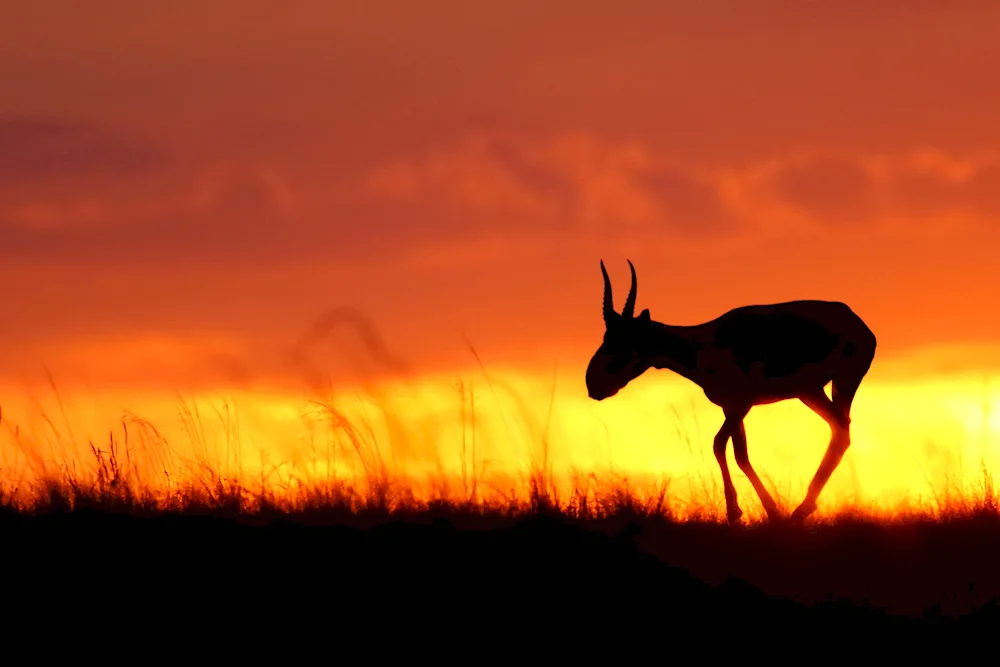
[601,260,615,323]
[622,259,637,318]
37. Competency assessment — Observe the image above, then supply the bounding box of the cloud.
[6,116,999,273]
[878,154,1000,223]
[0,116,167,184]
[632,165,740,236]
[364,132,743,242]
[884,163,966,219]
[364,135,576,233]
[769,157,876,225]
[0,116,173,234]
[0,161,301,265]
[955,162,1000,219]
[746,150,1000,231]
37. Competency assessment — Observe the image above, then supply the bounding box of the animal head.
[586,259,652,400]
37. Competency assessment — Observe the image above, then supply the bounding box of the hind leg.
[790,390,851,522]
[791,344,874,521]
[831,334,875,419]
[831,373,863,421]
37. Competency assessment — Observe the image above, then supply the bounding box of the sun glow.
[1,363,998,520]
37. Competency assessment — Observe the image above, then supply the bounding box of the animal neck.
[639,321,704,381]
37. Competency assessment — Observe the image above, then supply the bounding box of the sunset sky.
[3,2,1000,514]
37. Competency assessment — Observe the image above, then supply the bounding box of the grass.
[5,410,998,522]
[2,384,998,525]
[2,374,1000,642]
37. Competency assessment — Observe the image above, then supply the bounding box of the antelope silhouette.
[586,260,877,524]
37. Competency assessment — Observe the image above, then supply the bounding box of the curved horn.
[622,259,638,318]
[601,260,615,323]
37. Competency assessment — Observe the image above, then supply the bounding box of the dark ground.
[3,504,999,657]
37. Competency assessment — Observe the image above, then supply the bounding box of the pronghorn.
[585,260,877,524]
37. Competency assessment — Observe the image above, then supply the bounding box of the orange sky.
[3,2,1000,514]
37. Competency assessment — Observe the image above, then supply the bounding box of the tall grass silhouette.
[3,365,1000,621]
[1,365,997,526]
[4,309,1000,621]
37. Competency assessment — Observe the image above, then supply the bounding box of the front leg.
[713,418,742,524]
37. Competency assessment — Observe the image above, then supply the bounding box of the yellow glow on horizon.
[1,365,999,520]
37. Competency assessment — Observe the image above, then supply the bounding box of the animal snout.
[587,385,618,401]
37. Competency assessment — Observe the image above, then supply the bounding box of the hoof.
[726,507,744,525]
[789,503,816,524]
[761,503,784,523]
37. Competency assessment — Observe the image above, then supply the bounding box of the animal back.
[710,306,845,379]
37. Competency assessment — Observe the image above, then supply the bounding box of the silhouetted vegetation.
[3,434,1000,647]
[3,359,999,652]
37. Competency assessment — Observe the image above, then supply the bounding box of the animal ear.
[638,309,651,322]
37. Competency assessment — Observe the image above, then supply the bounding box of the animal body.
[585,260,877,524]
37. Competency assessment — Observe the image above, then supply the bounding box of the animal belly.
[753,361,832,394]
[700,362,832,406]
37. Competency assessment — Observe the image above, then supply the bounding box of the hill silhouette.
[5,500,999,654]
